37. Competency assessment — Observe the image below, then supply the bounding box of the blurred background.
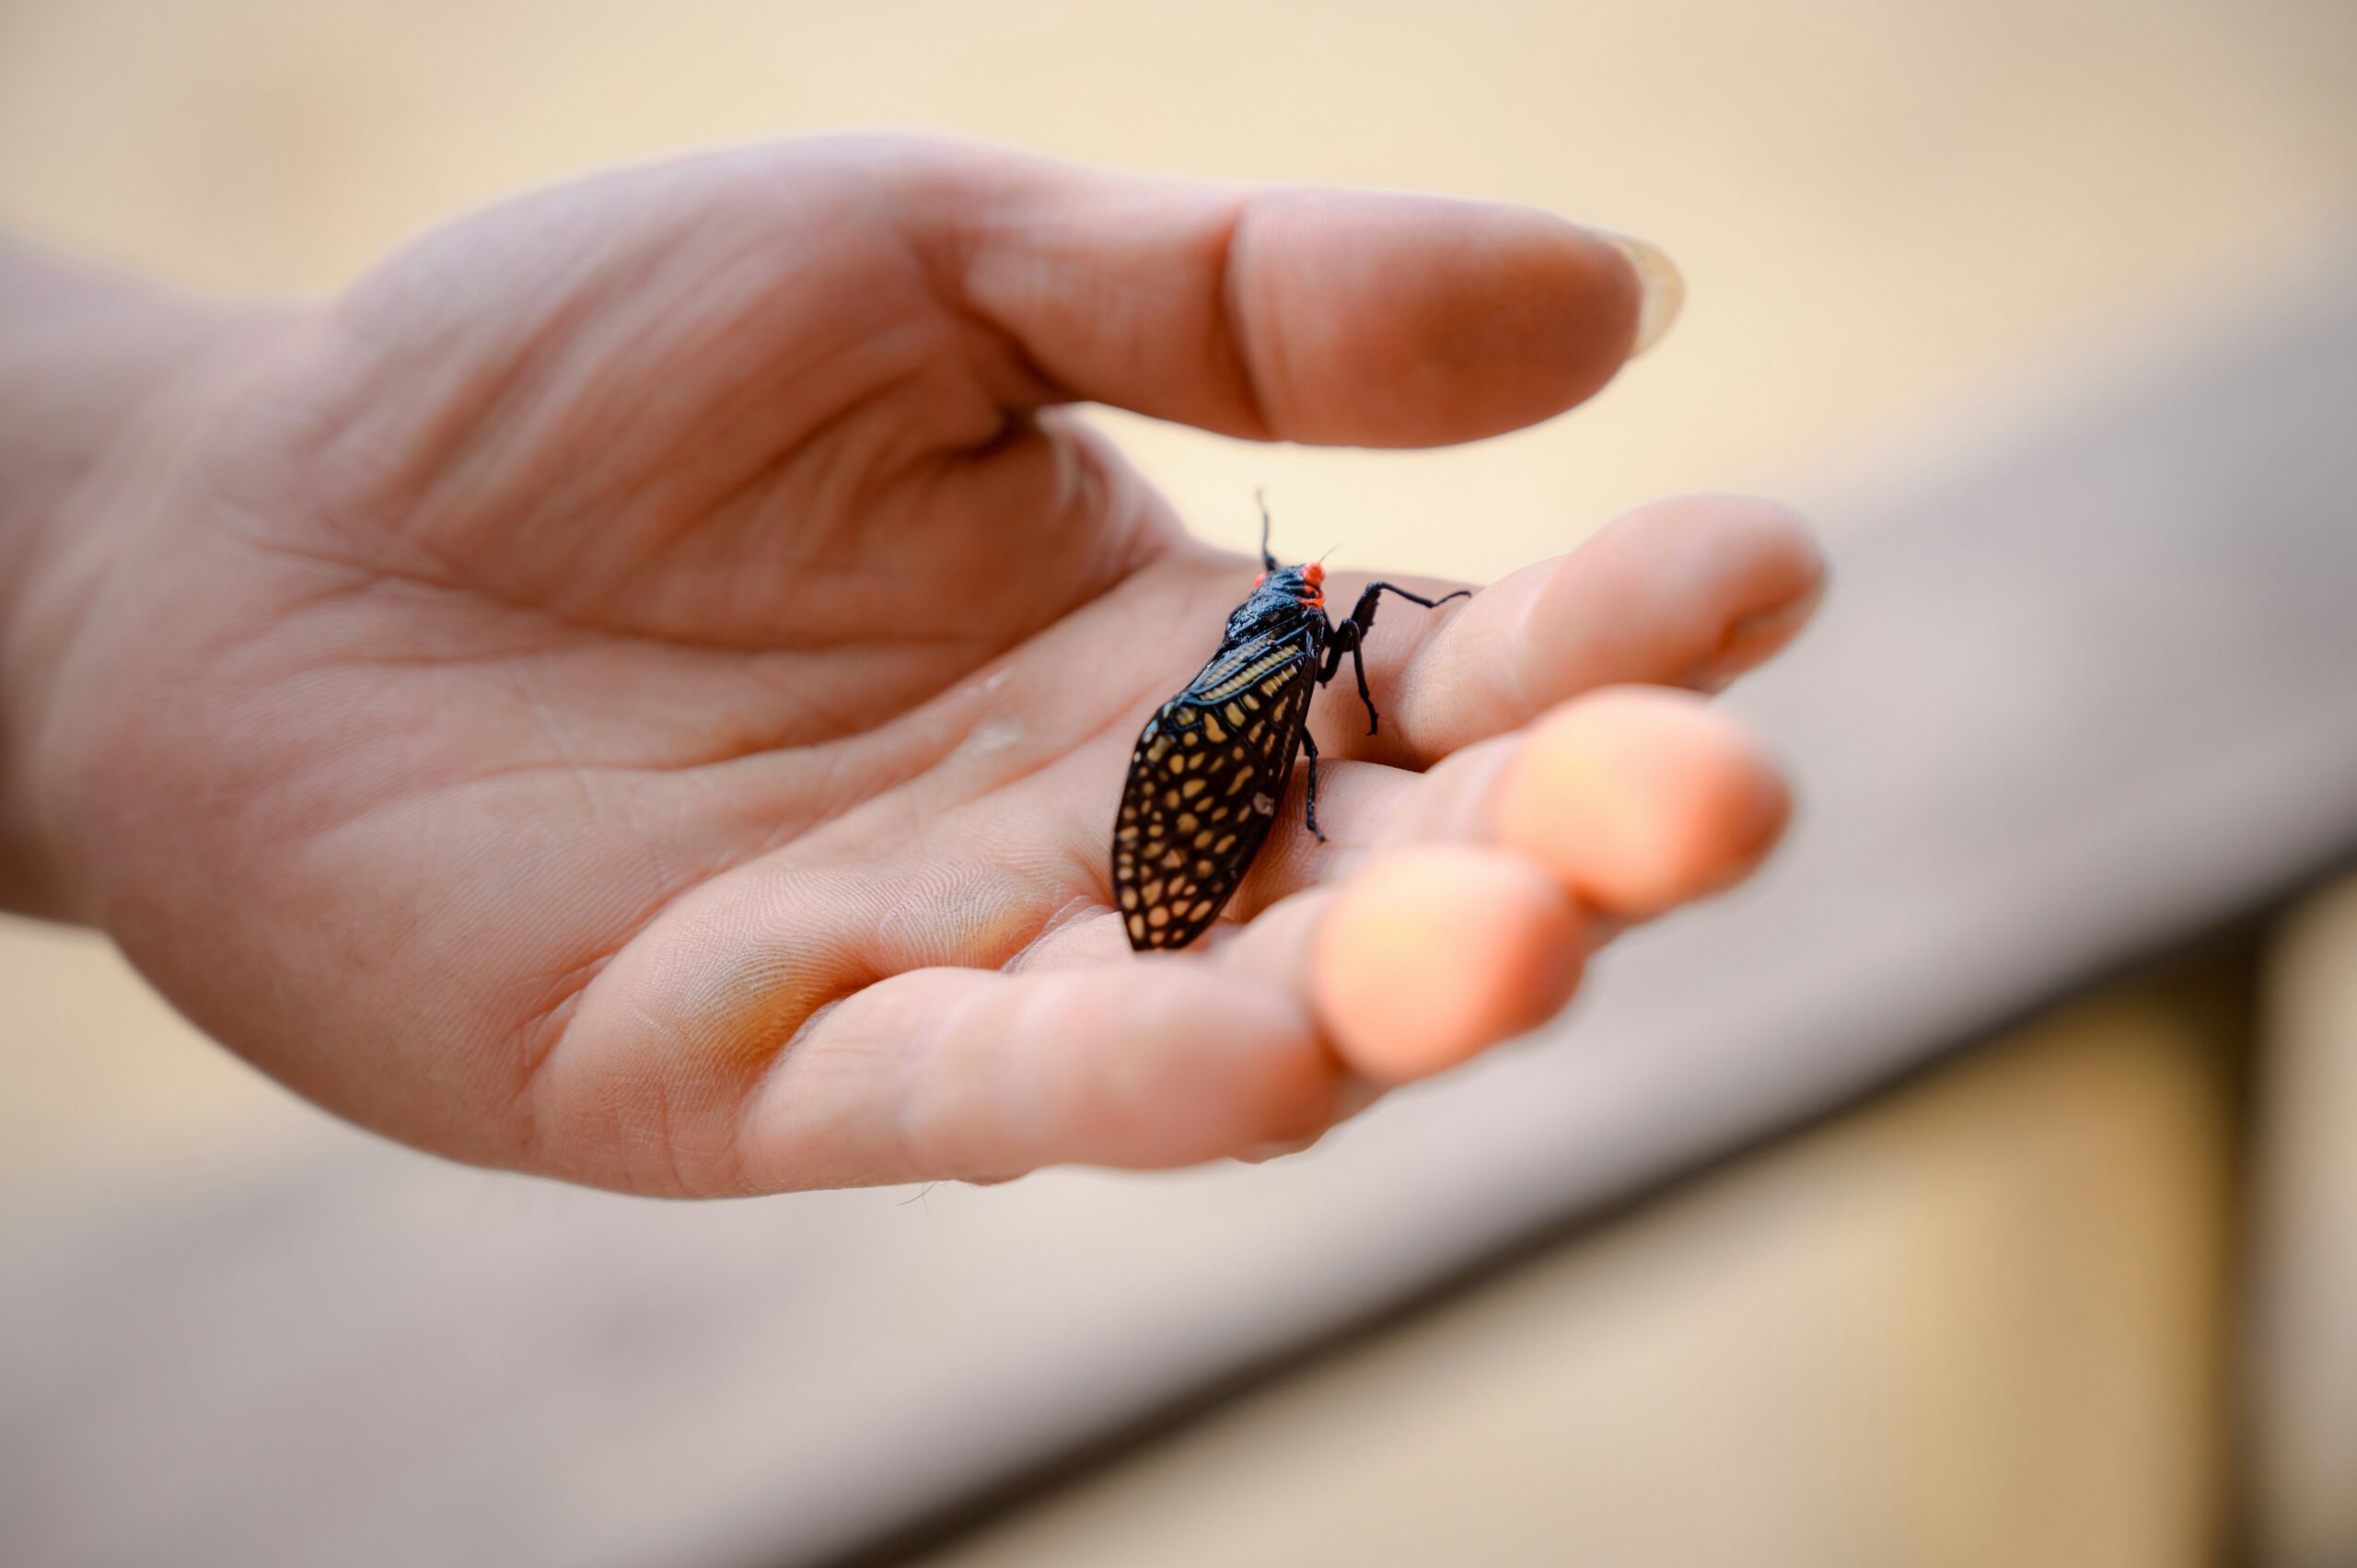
[2,2,2353,1565]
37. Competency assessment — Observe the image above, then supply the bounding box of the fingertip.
[1237,192,1650,447]
[1637,495,1828,689]
[1499,687,1791,918]
[1502,493,1828,711]
[1381,494,1826,760]
[1312,845,1585,1086]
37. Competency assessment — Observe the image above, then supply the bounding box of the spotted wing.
[1113,635,1319,951]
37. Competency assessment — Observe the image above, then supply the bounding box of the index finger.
[1312,494,1827,767]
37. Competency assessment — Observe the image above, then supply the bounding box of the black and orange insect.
[1113,498,1468,951]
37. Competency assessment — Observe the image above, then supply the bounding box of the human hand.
[4,137,1821,1193]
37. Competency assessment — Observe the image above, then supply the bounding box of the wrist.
[0,239,294,918]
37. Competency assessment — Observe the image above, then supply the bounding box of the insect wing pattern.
[1114,631,1319,950]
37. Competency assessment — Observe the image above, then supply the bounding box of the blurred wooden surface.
[926,973,2238,1568]
[2250,873,2357,1568]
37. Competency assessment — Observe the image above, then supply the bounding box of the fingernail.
[1237,1134,1323,1165]
[1678,582,1825,691]
[1599,232,1685,356]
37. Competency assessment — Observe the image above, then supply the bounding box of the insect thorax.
[1220,580,1329,652]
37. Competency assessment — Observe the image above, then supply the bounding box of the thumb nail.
[1599,231,1686,356]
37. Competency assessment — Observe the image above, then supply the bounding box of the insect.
[1112,497,1469,951]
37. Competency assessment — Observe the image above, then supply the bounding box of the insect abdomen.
[1113,638,1317,950]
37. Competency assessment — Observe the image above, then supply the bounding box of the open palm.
[37,136,1821,1193]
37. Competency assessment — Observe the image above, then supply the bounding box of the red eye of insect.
[1254,571,1267,587]
[1304,563,1325,588]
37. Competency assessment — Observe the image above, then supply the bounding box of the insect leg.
[1352,630,1380,735]
[1255,488,1278,573]
[1342,580,1474,633]
[1299,725,1326,842]
[1334,582,1472,736]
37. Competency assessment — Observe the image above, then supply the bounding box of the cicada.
[1112,498,1468,951]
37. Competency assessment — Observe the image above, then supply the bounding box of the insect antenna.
[1253,487,1279,572]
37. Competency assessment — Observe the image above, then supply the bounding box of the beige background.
[1,0,2351,1194]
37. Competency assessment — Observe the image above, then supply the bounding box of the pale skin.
[0,135,1822,1196]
